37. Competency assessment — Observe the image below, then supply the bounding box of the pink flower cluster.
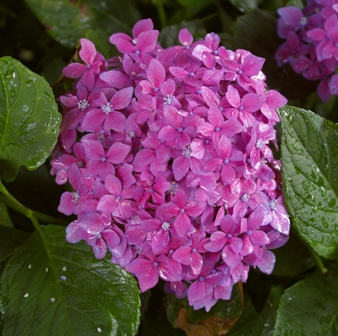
[275,0,338,101]
[51,18,290,311]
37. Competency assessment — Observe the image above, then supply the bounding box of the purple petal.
[258,249,275,274]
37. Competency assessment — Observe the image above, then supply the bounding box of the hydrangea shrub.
[2,1,338,335]
[51,18,289,311]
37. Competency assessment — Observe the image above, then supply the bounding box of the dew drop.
[24,293,29,298]
[60,275,66,281]
[46,267,48,272]
[28,264,31,269]
[63,266,67,272]
[97,327,102,333]
[50,298,55,303]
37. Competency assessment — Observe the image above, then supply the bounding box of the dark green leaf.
[274,270,338,335]
[85,29,118,60]
[176,0,214,8]
[0,203,12,227]
[228,0,260,12]
[0,225,140,336]
[24,0,141,48]
[226,293,257,335]
[272,232,316,277]
[229,286,283,335]
[0,225,30,263]
[279,106,338,259]
[0,56,60,182]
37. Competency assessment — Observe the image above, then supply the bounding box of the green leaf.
[279,106,338,259]
[228,287,283,335]
[228,0,260,11]
[24,0,141,48]
[226,293,257,335]
[0,225,140,336]
[272,232,316,277]
[176,0,214,7]
[0,225,30,263]
[274,270,338,335]
[0,56,61,182]
[0,203,12,227]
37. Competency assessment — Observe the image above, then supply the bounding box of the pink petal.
[226,85,240,108]
[132,18,154,37]
[79,38,97,65]
[173,246,192,265]
[106,142,130,164]
[146,58,165,89]
[178,28,193,46]
[104,111,127,132]
[111,87,133,110]
[172,156,190,181]
[175,213,192,237]
[62,63,86,78]
[104,174,122,195]
[201,86,219,107]
[126,258,158,292]
[137,30,159,53]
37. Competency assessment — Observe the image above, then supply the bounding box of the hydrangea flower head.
[275,0,338,101]
[52,19,289,311]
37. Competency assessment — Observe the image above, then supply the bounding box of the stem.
[157,4,167,29]
[0,184,68,227]
[311,248,328,274]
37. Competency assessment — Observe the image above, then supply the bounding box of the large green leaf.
[279,106,338,259]
[0,56,60,182]
[0,225,140,336]
[24,0,141,48]
[274,269,338,335]
[228,286,283,335]
[0,225,30,263]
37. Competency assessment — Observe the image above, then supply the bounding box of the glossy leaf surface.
[0,225,140,336]
[279,106,338,259]
[0,57,60,182]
